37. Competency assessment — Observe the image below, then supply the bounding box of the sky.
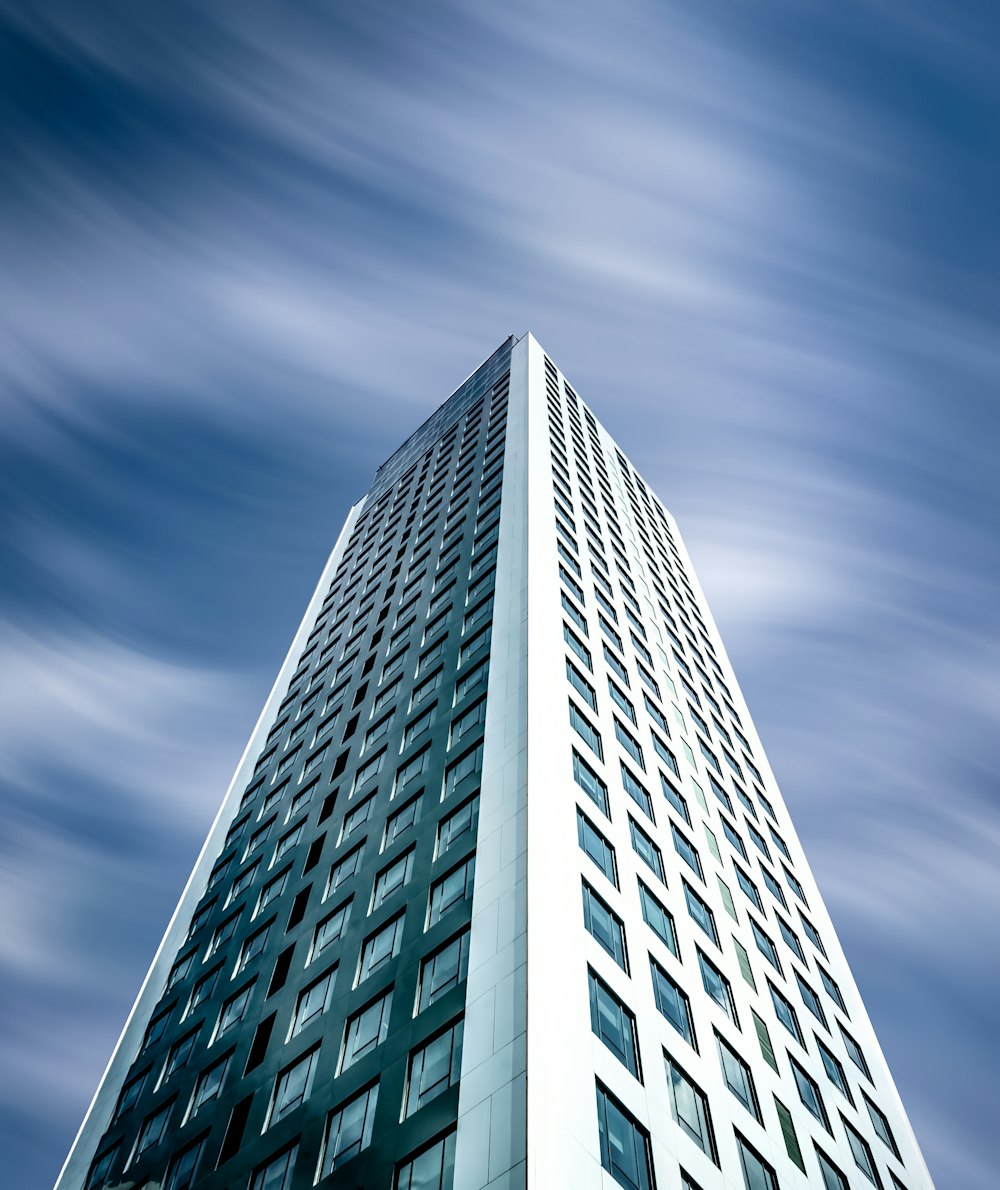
[1,1,998,1187]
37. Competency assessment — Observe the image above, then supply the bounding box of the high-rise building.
[57,334,934,1190]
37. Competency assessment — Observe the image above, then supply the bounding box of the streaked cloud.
[1,1,997,1186]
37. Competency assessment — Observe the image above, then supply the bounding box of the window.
[443,742,483,798]
[267,1047,320,1127]
[664,1052,718,1162]
[85,1144,121,1190]
[397,746,431,794]
[615,719,644,768]
[777,915,806,963]
[428,855,476,926]
[395,1131,455,1190]
[716,1032,760,1120]
[570,700,603,758]
[578,810,617,885]
[574,749,610,816]
[819,964,848,1013]
[341,990,393,1072]
[671,824,703,880]
[358,913,406,983]
[683,881,718,945]
[162,1029,199,1082]
[791,1055,830,1129]
[589,970,640,1078]
[843,1115,882,1185]
[815,1147,850,1190]
[451,697,486,745]
[404,1019,464,1116]
[133,1100,172,1159]
[817,1036,853,1102]
[698,951,736,1022]
[292,967,336,1036]
[311,900,350,961]
[659,773,689,823]
[629,817,664,881]
[328,844,364,897]
[188,1052,231,1120]
[608,679,636,723]
[417,930,471,1010]
[385,795,422,849]
[215,981,255,1041]
[638,880,678,956]
[163,1139,204,1190]
[564,623,593,670]
[736,1133,779,1190]
[622,764,654,819]
[750,919,782,973]
[371,849,415,910]
[650,957,696,1047]
[567,658,598,709]
[840,1023,872,1080]
[735,865,764,912]
[796,971,827,1028]
[187,964,222,1014]
[436,796,479,856]
[774,1095,806,1171]
[319,1081,379,1176]
[249,1146,297,1190]
[582,880,628,969]
[596,1082,654,1190]
[769,981,803,1043]
[864,1091,901,1157]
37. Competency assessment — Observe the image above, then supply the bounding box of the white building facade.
[58,334,934,1190]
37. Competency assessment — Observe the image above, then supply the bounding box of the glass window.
[292,967,337,1036]
[574,749,610,816]
[358,913,406,983]
[795,971,827,1028]
[371,849,415,911]
[582,880,628,969]
[215,981,255,1042]
[428,856,476,926]
[791,1056,830,1129]
[385,795,422,849]
[629,818,664,881]
[319,1081,379,1176]
[650,957,696,1047]
[570,701,603,759]
[698,951,736,1022]
[328,845,364,897]
[578,810,617,885]
[443,742,483,798]
[683,881,718,945]
[249,1146,297,1190]
[864,1092,901,1157]
[187,1052,230,1120]
[638,880,678,956]
[716,1032,760,1120]
[664,1052,718,1162]
[843,1116,881,1185]
[311,899,351,961]
[567,659,598,709]
[751,919,782,973]
[395,1131,456,1190]
[134,1101,172,1158]
[342,990,393,1072]
[622,764,654,819]
[817,1037,853,1102]
[815,1147,850,1190]
[268,1047,319,1127]
[769,981,803,1043]
[436,796,479,857]
[163,1139,204,1190]
[417,930,471,1011]
[596,1082,654,1190]
[404,1019,464,1116]
[162,1029,199,1082]
[840,1024,871,1080]
[671,824,703,880]
[736,1133,779,1190]
[589,970,640,1077]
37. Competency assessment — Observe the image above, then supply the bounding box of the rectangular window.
[791,1055,830,1129]
[582,880,628,969]
[840,1024,871,1080]
[736,1133,779,1190]
[291,967,337,1037]
[639,880,678,956]
[417,929,471,1011]
[796,971,828,1028]
[384,795,422,849]
[698,950,736,1023]
[319,1081,379,1176]
[629,817,664,881]
[615,719,644,769]
[751,919,782,973]
[311,899,350,962]
[249,1148,297,1190]
[341,990,393,1072]
[570,700,603,759]
[428,856,476,926]
[816,1147,850,1190]
[664,1052,718,1162]
[371,849,415,911]
[328,845,364,897]
[567,659,598,709]
[671,824,703,880]
[843,1115,881,1185]
[683,881,718,945]
[404,1019,464,1117]
[267,1047,319,1127]
[864,1092,901,1157]
[395,1131,455,1190]
[564,623,593,670]
[578,809,617,885]
[769,980,803,1043]
[589,970,641,1078]
[436,796,479,857]
[357,913,405,984]
[716,1032,761,1120]
[650,957,696,1048]
[596,1082,654,1190]
[215,981,255,1042]
[443,742,483,798]
[573,749,609,816]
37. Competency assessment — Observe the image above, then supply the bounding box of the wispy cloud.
[1,2,998,1187]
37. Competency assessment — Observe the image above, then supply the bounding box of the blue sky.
[2,2,998,1187]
